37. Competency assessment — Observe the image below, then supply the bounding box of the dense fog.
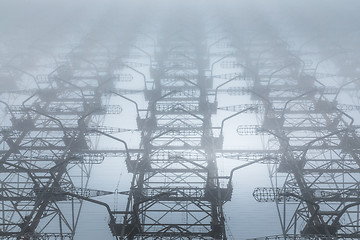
[1,1,360,239]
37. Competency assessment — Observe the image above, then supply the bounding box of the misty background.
[1,0,360,239]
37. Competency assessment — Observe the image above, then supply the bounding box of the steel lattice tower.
[0,25,137,240]
[220,11,360,239]
[108,12,231,240]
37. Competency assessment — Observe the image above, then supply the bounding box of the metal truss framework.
[1,3,360,240]
[219,11,360,240]
[109,15,230,240]
[0,19,141,238]
[0,52,121,239]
